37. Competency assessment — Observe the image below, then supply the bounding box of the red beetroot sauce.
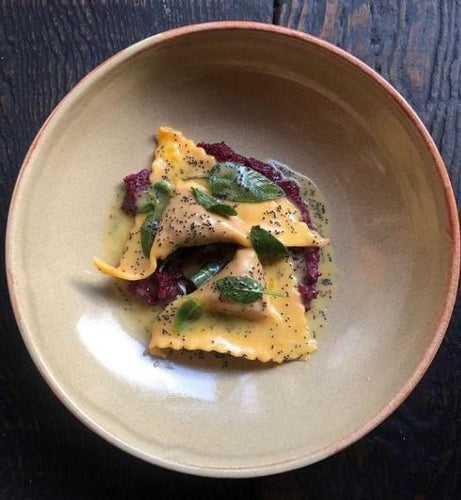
[121,168,150,215]
[123,143,321,308]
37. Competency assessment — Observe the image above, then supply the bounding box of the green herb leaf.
[136,181,174,255]
[192,187,237,217]
[136,181,174,215]
[140,212,159,258]
[174,298,204,333]
[209,162,285,202]
[154,180,174,196]
[216,275,284,304]
[216,276,263,303]
[190,260,224,288]
[250,225,290,262]
[154,185,173,216]
[135,186,157,214]
[136,202,156,214]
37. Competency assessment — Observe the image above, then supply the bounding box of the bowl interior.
[7,26,457,476]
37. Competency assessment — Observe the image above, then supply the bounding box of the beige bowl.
[6,22,459,477]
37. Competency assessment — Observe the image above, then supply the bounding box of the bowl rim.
[5,21,460,478]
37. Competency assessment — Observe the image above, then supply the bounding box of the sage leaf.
[190,260,224,288]
[137,202,156,214]
[135,187,157,214]
[216,275,284,304]
[174,298,204,333]
[140,212,159,258]
[154,180,174,196]
[209,162,285,202]
[250,225,289,262]
[154,184,173,215]
[192,187,237,217]
[137,181,174,244]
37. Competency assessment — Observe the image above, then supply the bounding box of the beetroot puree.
[123,144,321,308]
[121,168,150,215]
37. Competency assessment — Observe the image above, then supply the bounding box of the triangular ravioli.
[149,249,316,363]
[94,127,327,282]
[94,184,252,280]
[188,248,272,320]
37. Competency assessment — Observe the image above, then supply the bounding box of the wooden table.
[1,1,460,498]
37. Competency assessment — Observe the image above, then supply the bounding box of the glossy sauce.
[268,160,337,341]
[103,162,337,359]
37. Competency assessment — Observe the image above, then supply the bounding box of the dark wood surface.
[0,1,460,498]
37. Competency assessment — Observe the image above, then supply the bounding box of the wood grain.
[1,0,460,498]
[274,1,461,499]
[275,0,461,193]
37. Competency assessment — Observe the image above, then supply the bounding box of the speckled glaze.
[6,22,459,477]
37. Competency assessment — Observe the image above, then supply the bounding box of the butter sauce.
[268,160,337,341]
[104,158,336,361]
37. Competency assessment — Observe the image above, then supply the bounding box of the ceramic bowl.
[6,22,459,477]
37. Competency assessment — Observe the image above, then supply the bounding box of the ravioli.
[94,185,252,280]
[186,248,272,321]
[93,127,326,281]
[150,249,316,363]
